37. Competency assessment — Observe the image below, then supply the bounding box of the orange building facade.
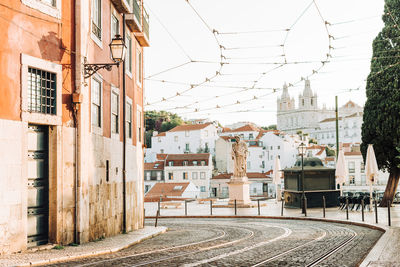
[0,0,148,254]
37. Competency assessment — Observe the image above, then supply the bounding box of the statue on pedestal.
[228,135,251,205]
[231,135,248,179]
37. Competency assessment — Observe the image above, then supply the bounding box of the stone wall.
[0,119,25,254]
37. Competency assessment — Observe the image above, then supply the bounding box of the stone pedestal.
[228,177,251,206]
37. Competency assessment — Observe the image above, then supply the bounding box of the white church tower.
[277,82,295,130]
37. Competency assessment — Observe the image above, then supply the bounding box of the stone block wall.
[0,119,26,254]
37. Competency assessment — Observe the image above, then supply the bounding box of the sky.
[143,0,385,127]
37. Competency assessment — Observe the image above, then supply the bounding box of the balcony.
[134,6,150,47]
[111,0,132,14]
[126,0,142,32]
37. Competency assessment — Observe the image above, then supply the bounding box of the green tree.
[144,110,184,148]
[261,124,277,130]
[361,0,400,207]
[325,146,335,157]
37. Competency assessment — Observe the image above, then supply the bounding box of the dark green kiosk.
[283,157,339,208]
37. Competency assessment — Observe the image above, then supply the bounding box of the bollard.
[281,197,284,216]
[346,197,349,220]
[375,198,378,224]
[322,196,326,218]
[158,199,161,214]
[210,200,213,216]
[361,198,365,222]
[155,209,159,227]
[234,199,237,215]
[304,197,307,217]
[388,200,391,227]
[185,200,187,216]
[257,199,260,215]
[143,208,146,225]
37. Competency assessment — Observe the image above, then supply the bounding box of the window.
[183,172,188,180]
[146,172,150,180]
[193,161,198,166]
[158,137,161,142]
[201,160,206,166]
[168,161,173,166]
[247,161,251,169]
[173,185,182,190]
[27,67,56,115]
[277,146,280,150]
[361,174,366,185]
[185,143,190,152]
[136,49,142,85]
[126,35,132,74]
[205,131,208,137]
[111,91,119,134]
[200,172,205,179]
[92,0,101,40]
[91,77,101,127]
[21,0,60,18]
[160,149,164,153]
[137,109,142,142]
[185,131,189,137]
[270,146,273,150]
[145,185,151,193]
[111,13,119,39]
[192,172,198,179]
[200,186,206,192]
[126,102,132,139]
[348,161,355,173]
[349,175,355,185]
[174,136,178,142]
[183,161,188,166]
[168,172,173,180]
[205,142,209,151]
[360,162,365,173]
[249,133,254,139]
[262,161,265,168]
[157,172,161,180]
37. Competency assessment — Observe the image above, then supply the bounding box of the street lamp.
[298,142,307,215]
[84,34,127,78]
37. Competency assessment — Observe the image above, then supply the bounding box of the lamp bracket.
[84,62,119,79]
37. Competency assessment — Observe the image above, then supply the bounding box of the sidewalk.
[145,199,400,266]
[0,226,167,267]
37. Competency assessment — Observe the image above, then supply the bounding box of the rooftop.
[168,123,212,132]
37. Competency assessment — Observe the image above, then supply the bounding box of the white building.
[163,153,213,198]
[311,111,363,146]
[211,172,273,198]
[151,123,218,155]
[340,143,394,193]
[216,125,300,174]
[277,79,363,141]
[144,161,165,194]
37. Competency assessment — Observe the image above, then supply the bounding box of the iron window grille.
[28,67,56,115]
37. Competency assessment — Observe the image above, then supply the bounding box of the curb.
[17,227,167,267]
[145,215,386,232]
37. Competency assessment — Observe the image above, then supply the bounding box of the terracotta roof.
[342,143,351,147]
[229,124,260,132]
[320,117,342,123]
[316,148,325,156]
[222,127,232,133]
[346,112,363,118]
[168,123,212,132]
[324,157,335,162]
[344,151,362,156]
[212,172,271,179]
[156,154,167,160]
[144,161,164,170]
[165,153,210,167]
[342,100,361,109]
[156,132,166,137]
[307,145,325,150]
[145,183,190,198]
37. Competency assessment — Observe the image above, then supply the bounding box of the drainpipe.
[122,14,127,233]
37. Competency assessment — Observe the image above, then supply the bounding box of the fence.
[145,197,396,227]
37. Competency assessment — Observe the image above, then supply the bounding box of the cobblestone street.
[45,218,382,267]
